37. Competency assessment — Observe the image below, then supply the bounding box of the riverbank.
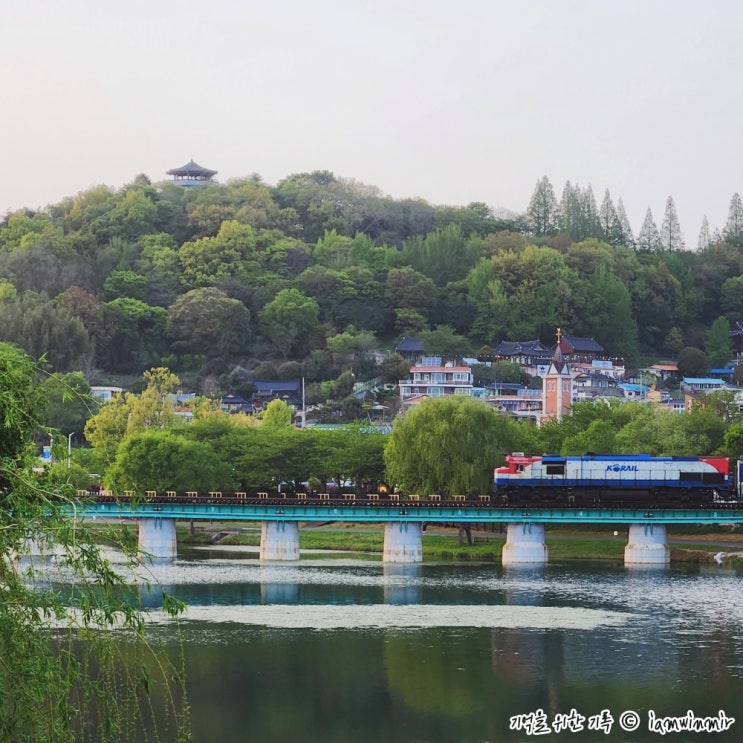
[177,523,743,568]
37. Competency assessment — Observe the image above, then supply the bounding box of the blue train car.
[494,453,730,506]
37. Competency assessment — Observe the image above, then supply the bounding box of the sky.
[2,0,743,245]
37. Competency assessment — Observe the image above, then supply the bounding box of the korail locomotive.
[493,452,735,507]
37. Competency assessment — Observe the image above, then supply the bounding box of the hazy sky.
[3,0,742,244]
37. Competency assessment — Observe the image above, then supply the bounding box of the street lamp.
[67,432,74,469]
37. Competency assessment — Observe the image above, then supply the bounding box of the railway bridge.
[68,497,743,566]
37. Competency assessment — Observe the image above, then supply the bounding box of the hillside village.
[4,162,743,434]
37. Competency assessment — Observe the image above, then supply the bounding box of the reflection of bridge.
[71,499,743,567]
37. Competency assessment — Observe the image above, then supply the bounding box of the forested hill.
[1,170,741,392]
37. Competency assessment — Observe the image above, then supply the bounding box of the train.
[493,452,735,507]
[81,453,743,509]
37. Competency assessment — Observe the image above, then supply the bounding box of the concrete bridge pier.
[260,521,300,561]
[138,518,177,561]
[383,522,423,563]
[19,534,61,558]
[624,523,669,565]
[502,523,548,565]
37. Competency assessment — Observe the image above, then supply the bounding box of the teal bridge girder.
[70,501,743,525]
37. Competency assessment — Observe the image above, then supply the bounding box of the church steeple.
[541,327,572,423]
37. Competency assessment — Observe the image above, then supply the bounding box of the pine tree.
[598,189,622,245]
[616,198,634,248]
[558,181,578,238]
[724,192,743,246]
[659,195,685,251]
[663,327,684,355]
[578,185,600,241]
[636,207,661,251]
[525,176,558,236]
[697,215,711,251]
[705,316,733,367]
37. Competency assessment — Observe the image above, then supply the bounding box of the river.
[132,547,743,742]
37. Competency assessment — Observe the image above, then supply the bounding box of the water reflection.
[382,563,422,604]
[139,583,176,609]
[260,581,299,604]
[127,557,743,742]
[624,563,670,574]
[503,564,545,606]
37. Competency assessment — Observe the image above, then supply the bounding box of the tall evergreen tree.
[697,215,711,252]
[598,189,622,246]
[636,207,661,251]
[724,192,743,246]
[558,180,578,238]
[659,195,685,251]
[616,198,634,248]
[705,316,733,367]
[578,185,600,241]
[525,176,558,236]
[558,183,600,241]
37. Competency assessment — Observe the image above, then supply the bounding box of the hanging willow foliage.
[0,342,190,742]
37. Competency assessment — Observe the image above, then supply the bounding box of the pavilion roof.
[492,339,549,357]
[166,159,218,178]
[396,336,424,352]
[558,336,604,354]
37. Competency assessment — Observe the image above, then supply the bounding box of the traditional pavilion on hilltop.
[166,159,218,187]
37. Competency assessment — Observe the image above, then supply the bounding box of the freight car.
[493,453,732,507]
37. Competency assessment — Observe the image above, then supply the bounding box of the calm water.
[135,549,743,743]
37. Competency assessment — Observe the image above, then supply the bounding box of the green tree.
[419,325,471,360]
[384,396,523,495]
[394,308,428,336]
[261,398,294,428]
[105,297,167,373]
[637,207,662,251]
[259,288,320,359]
[83,392,130,467]
[723,192,743,247]
[561,419,618,455]
[663,327,684,355]
[42,371,98,437]
[404,224,480,287]
[659,195,685,251]
[723,423,743,459]
[166,287,251,360]
[0,292,92,372]
[329,425,387,489]
[705,316,733,367]
[472,360,523,386]
[178,219,258,288]
[84,368,180,468]
[103,269,149,301]
[108,429,233,493]
[720,275,743,321]
[56,286,115,362]
[676,346,709,377]
[525,176,558,236]
[385,266,437,319]
[0,342,188,740]
[326,325,377,367]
